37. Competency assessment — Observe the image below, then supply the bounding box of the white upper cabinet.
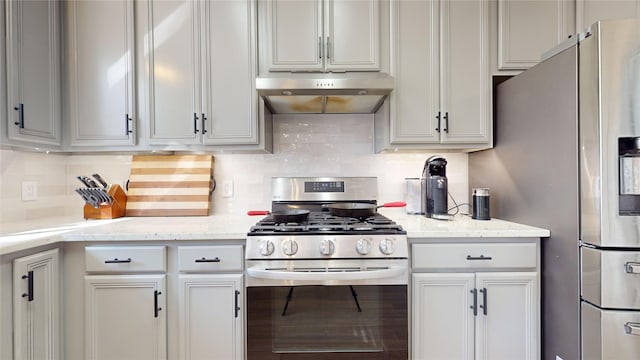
[144,0,200,145]
[576,0,640,32]
[378,0,491,151]
[441,0,491,145]
[6,0,62,147]
[263,0,380,72]
[144,0,259,146]
[496,0,574,71]
[67,0,136,147]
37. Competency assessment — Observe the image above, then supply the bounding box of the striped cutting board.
[125,155,214,216]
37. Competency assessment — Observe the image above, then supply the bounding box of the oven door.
[245,260,408,359]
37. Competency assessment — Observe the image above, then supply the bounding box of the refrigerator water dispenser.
[619,137,640,215]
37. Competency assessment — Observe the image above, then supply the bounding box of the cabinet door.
[412,273,475,360]
[202,0,258,145]
[497,0,574,70]
[68,0,136,147]
[441,0,491,145]
[265,0,324,71]
[13,249,60,360]
[145,0,202,145]
[475,272,538,360]
[389,0,440,144]
[576,0,640,32]
[85,275,166,360]
[6,0,61,146]
[325,0,380,71]
[178,274,243,360]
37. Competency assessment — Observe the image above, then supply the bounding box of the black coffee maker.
[422,155,449,219]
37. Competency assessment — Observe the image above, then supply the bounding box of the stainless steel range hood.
[256,73,394,114]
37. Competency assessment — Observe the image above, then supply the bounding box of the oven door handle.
[246,266,406,281]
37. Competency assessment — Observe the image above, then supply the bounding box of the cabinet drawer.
[85,246,166,273]
[412,243,536,270]
[178,245,243,272]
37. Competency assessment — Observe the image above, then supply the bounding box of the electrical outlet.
[223,180,234,198]
[21,181,38,201]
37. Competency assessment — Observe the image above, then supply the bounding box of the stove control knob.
[356,238,371,255]
[379,238,395,255]
[282,239,299,256]
[259,240,275,256]
[319,239,335,255]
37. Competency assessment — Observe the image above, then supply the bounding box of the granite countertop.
[0,210,550,256]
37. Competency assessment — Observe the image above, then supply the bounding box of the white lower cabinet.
[411,241,539,360]
[84,275,166,360]
[13,248,60,360]
[177,245,244,360]
[178,274,243,360]
[84,245,167,360]
[80,244,244,360]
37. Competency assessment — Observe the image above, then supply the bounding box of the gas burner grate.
[248,211,405,235]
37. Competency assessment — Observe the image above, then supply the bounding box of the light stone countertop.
[0,210,549,256]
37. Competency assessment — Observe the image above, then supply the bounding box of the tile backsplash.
[0,114,468,227]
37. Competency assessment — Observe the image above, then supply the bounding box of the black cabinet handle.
[104,258,132,264]
[195,257,220,263]
[435,112,441,132]
[234,290,240,318]
[21,270,34,302]
[443,112,449,133]
[480,287,488,315]
[14,103,24,128]
[193,113,200,134]
[125,114,133,134]
[470,288,477,316]
[201,113,207,134]
[466,255,493,261]
[154,290,162,318]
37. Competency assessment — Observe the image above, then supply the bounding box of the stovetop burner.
[248,211,405,235]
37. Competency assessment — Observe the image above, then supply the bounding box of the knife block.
[83,184,127,220]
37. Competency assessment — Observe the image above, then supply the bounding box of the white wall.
[0,115,468,227]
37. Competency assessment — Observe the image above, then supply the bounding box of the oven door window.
[247,285,407,357]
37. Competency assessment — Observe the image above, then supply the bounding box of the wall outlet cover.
[21,181,38,201]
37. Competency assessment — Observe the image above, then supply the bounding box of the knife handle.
[92,173,109,188]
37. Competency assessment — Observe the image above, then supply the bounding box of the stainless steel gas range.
[245,177,409,359]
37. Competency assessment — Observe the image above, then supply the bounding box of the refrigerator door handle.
[624,262,640,274]
[624,322,640,336]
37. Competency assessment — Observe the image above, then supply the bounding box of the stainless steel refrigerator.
[469,19,640,360]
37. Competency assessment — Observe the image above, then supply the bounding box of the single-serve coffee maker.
[422,155,450,220]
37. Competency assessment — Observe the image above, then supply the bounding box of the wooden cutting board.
[125,155,214,216]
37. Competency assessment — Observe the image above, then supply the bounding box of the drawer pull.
[479,287,488,315]
[235,290,241,318]
[21,271,34,302]
[624,322,640,335]
[105,258,132,264]
[466,255,493,261]
[625,262,640,274]
[470,289,477,316]
[154,290,162,318]
[195,257,221,263]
